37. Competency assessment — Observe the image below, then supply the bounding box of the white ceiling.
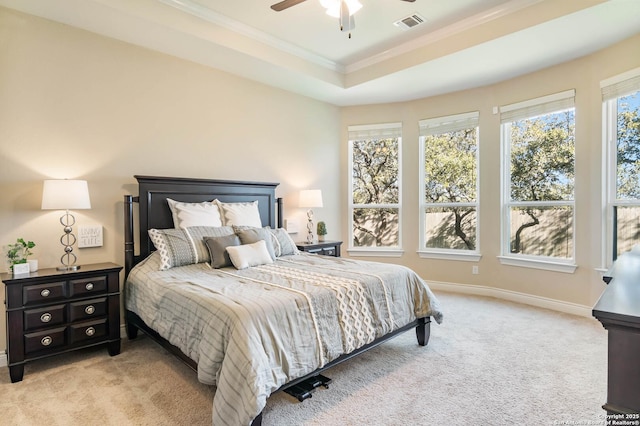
[2,0,640,106]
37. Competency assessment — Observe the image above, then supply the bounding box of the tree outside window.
[501,90,576,263]
[420,112,479,254]
[603,71,640,262]
[349,123,401,249]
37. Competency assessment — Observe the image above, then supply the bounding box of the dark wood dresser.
[592,250,640,415]
[2,262,122,382]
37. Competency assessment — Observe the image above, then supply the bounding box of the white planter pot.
[28,259,38,272]
[12,263,30,275]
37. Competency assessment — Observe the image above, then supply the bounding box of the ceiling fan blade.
[401,0,416,2]
[271,0,308,11]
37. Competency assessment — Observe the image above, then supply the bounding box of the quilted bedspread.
[125,252,443,426]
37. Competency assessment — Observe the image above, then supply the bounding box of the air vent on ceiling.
[393,13,426,31]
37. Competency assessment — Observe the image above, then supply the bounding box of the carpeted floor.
[1,292,608,425]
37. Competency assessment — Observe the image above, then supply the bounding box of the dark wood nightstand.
[296,241,342,257]
[1,262,122,382]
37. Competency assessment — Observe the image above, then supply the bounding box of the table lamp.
[41,179,91,271]
[299,189,323,244]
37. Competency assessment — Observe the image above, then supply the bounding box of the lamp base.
[306,209,315,244]
[57,265,80,272]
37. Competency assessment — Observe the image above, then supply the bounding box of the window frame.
[498,90,578,273]
[601,67,640,267]
[347,122,403,257]
[418,111,481,262]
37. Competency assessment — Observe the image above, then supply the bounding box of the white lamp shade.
[299,189,323,208]
[42,179,91,210]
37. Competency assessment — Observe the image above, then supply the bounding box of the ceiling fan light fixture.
[321,0,362,18]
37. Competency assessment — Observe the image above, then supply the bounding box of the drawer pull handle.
[85,327,95,337]
[40,289,50,297]
[40,313,52,323]
[85,283,94,291]
[41,336,52,346]
[84,305,95,315]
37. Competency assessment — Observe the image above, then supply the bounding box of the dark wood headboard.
[124,175,282,277]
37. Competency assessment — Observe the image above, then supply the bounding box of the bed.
[123,175,443,426]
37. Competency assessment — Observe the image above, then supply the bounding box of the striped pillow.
[148,226,234,270]
[268,228,299,257]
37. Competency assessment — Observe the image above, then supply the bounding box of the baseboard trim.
[427,280,593,318]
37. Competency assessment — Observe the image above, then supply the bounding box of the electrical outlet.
[472,265,479,275]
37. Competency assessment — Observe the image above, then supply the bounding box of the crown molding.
[346,0,542,73]
[158,0,344,73]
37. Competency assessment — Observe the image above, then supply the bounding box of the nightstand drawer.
[23,282,66,305]
[69,276,107,297]
[25,327,66,354]
[69,319,107,344]
[69,298,107,322]
[321,248,336,256]
[24,304,66,331]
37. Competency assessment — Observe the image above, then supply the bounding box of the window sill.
[498,255,577,274]
[417,250,482,262]
[347,248,404,258]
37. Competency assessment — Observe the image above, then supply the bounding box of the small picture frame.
[12,263,30,275]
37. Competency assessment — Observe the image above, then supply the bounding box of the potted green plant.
[6,238,36,273]
[316,221,327,242]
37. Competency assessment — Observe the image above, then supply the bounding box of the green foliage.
[352,138,399,205]
[351,138,400,247]
[424,128,477,203]
[6,238,36,266]
[424,128,477,250]
[510,111,575,202]
[509,110,575,253]
[616,93,640,200]
[317,221,327,236]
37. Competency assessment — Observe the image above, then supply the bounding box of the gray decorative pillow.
[148,226,234,270]
[204,234,241,269]
[268,228,299,257]
[234,226,276,261]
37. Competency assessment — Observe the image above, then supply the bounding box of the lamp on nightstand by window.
[41,179,91,271]
[299,189,323,244]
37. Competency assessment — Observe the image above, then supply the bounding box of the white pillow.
[226,240,274,270]
[167,198,223,229]
[215,200,262,228]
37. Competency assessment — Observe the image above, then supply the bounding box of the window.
[499,90,576,272]
[418,112,480,261]
[348,123,402,256]
[602,68,640,264]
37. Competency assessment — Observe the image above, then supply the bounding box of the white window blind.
[348,122,402,140]
[419,111,479,136]
[499,89,575,123]
[601,67,640,101]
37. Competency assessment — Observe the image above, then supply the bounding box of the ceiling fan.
[270,0,417,38]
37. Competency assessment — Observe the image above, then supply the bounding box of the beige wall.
[0,8,341,351]
[1,6,639,354]
[341,33,640,309]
